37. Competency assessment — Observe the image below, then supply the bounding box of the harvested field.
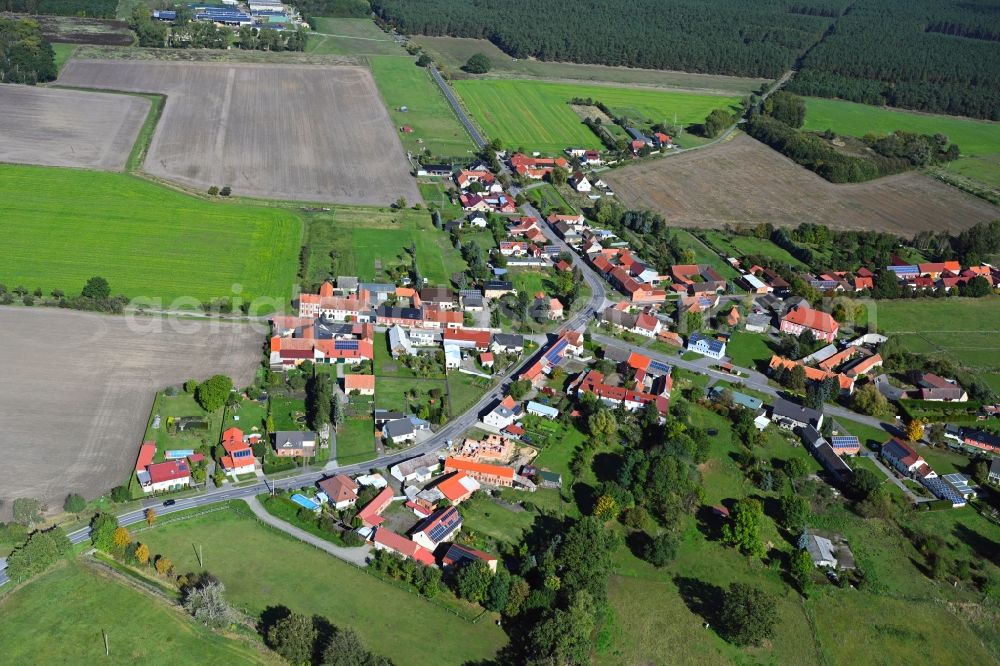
[0,86,148,171]
[604,134,1000,234]
[58,59,419,205]
[27,15,135,46]
[0,308,261,515]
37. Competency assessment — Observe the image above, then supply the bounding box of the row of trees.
[0,0,114,17]
[128,8,307,51]
[0,18,56,84]
[0,276,129,313]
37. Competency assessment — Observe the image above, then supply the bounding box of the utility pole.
[102,629,109,657]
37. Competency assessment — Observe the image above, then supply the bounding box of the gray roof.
[392,452,441,477]
[800,425,827,448]
[813,442,852,476]
[463,295,484,307]
[376,305,422,321]
[273,431,316,448]
[337,276,358,290]
[601,309,638,329]
[493,333,524,348]
[804,534,837,565]
[990,458,1000,475]
[374,409,405,422]
[772,397,823,427]
[359,282,395,293]
[484,280,513,290]
[459,289,483,298]
[383,419,414,438]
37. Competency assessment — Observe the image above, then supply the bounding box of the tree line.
[0,0,115,17]
[371,0,831,78]
[0,17,55,84]
[787,0,1000,119]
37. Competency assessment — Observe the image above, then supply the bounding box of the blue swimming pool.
[290,494,320,511]
[165,449,194,459]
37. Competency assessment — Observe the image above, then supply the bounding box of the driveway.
[243,496,371,566]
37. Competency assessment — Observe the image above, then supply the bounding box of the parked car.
[162,499,176,507]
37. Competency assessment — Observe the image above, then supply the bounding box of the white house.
[686,332,726,359]
[390,452,441,483]
[468,215,488,228]
[382,418,415,445]
[527,401,559,419]
[444,344,462,369]
[141,460,191,494]
[571,173,592,192]
[483,396,517,430]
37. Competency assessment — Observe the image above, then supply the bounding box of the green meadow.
[452,79,740,153]
[0,165,301,306]
[802,97,1000,187]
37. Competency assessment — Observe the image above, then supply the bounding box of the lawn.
[142,392,224,461]
[0,561,272,664]
[306,18,406,57]
[418,180,463,218]
[336,417,376,464]
[302,206,466,286]
[368,56,476,159]
[374,376,447,415]
[134,508,507,665]
[446,371,494,417]
[223,396,268,436]
[724,332,774,369]
[451,79,740,153]
[269,395,307,431]
[0,165,301,307]
[802,97,1000,188]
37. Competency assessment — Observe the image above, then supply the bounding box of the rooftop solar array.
[649,360,673,375]
[334,340,359,350]
[921,477,965,505]
[545,338,568,364]
[830,435,860,449]
[942,473,974,497]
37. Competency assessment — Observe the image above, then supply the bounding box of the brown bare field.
[0,86,149,171]
[0,308,261,515]
[58,59,420,206]
[604,134,1000,234]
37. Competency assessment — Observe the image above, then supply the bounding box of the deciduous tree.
[267,612,317,664]
[719,582,777,646]
[722,498,765,558]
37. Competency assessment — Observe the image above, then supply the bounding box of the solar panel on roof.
[650,360,672,374]
[830,436,860,448]
[335,340,359,350]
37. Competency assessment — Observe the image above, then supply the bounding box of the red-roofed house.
[220,427,256,475]
[358,486,394,527]
[633,311,661,338]
[780,304,839,342]
[318,474,359,510]
[444,328,492,351]
[435,472,480,505]
[343,374,375,396]
[442,543,498,572]
[372,527,436,566]
[444,457,515,487]
[143,460,191,493]
[410,506,463,550]
[572,369,669,415]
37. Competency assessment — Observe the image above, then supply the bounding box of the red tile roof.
[782,305,839,335]
[136,442,156,472]
[444,457,515,480]
[373,528,436,565]
[343,374,375,391]
[435,472,479,503]
[319,474,359,503]
[147,460,190,484]
[358,486,394,527]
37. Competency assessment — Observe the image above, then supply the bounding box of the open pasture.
[0,561,272,664]
[414,35,767,95]
[136,508,506,665]
[57,59,419,206]
[0,164,300,304]
[0,85,148,171]
[604,134,1000,234]
[0,307,260,515]
[451,78,739,153]
[306,17,406,57]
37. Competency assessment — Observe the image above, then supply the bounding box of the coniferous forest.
[372,0,1000,119]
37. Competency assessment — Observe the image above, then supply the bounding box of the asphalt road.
[429,65,486,149]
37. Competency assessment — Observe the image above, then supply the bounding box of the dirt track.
[604,134,999,234]
[57,59,420,206]
[0,308,261,516]
[0,86,149,171]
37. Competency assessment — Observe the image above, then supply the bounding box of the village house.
[273,431,317,458]
[570,172,592,192]
[510,153,570,179]
[687,332,727,359]
[220,427,256,475]
[915,372,968,402]
[780,304,839,343]
[444,327,492,352]
[358,486,394,527]
[527,401,560,419]
[442,543,498,572]
[444,457,516,487]
[297,282,374,321]
[342,374,375,396]
[670,264,728,294]
[410,506,463,551]
[141,460,191,494]
[989,459,1000,485]
[269,320,375,369]
[318,474,359,510]
[572,369,669,416]
[491,333,525,354]
[434,471,480,505]
[483,395,519,430]
[390,452,442,484]
[771,397,823,430]
[382,418,416,445]
[881,438,935,479]
[483,280,516,299]
[372,527,436,566]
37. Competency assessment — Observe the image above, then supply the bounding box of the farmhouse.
[483,395,518,430]
[510,153,570,179]
[444,457,515,487]
[572,369,669,416]
[434,472,480,505]
[780,304,839,343]
[317,474,359,510]
[273,431,316,458]
[298,283,374,321]
[915,372,968,402]
[220,427,255,475]
[670,264,727,294]
[527,401,559,419]
[342,374,375,396]
[881,438,934,479]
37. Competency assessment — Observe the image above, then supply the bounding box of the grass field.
[452,79,740,153]
[869,297,1000,387]
[306,18,405,57]
[302,206,466,286]
[336,417,376,464]
[368,56,477,159]
[0,561,272,664]
[51,42,78,72]
[0,165,301,306]
[698,230,810,269]
[412,35,767,95]
[802,97,1000,188]
[374,377,447,414]
[671,229,741,279]
[135,508,506,664]
[724,332,774,369]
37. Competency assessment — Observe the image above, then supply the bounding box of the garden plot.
[57,59,419,205]
[0,86,149,171]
